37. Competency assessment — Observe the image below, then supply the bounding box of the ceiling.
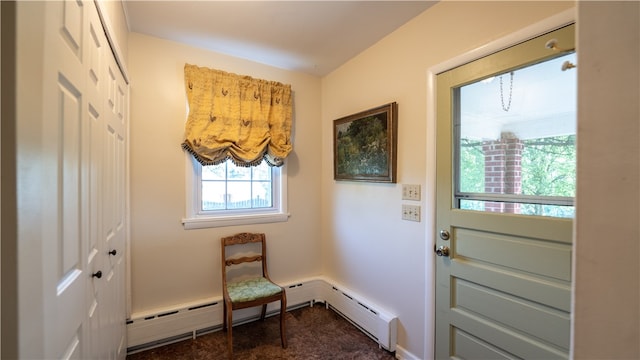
[123,1,436,77]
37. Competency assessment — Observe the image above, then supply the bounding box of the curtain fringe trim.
[181,142,284,168]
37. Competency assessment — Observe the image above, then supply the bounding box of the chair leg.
[280,293,287,348]
[226,307,233,359]
[222,301,227,331]
[260,304,267,320]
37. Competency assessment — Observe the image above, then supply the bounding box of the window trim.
[182,154,289,229]
[457,193,574,206]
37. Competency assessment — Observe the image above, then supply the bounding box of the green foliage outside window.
[458,135,576,217]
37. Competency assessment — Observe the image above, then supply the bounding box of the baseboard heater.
[126,277,397,354]
[323,284,397,352]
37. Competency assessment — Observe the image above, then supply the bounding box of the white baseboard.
[394,344,422,360]
[126,277,398,355]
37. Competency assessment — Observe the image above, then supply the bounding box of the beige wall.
[127,33,323,313]
[573,2,639,358]
[320,1,574,357]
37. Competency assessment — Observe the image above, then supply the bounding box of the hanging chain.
[500,71,514,112]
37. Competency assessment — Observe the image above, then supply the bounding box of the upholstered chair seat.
[227,277,283,303]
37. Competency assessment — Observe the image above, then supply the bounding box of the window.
[202,160,273,210]
[455,51,577,218]
[183,157,288,229]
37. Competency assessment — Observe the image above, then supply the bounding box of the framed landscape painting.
[333,102,398,183]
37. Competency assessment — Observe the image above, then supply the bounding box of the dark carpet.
[126,304,396,360]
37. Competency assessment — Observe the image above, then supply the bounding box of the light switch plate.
[402,204,421,222]
[402,184,421,201]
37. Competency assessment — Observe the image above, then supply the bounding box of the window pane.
[198,159,278,213]
[456,52,576,217]
[202,163,226,180]
[252,181,272,208]
[226,181,251,209]
[459,139,485,193]
[227,162,251,180]
[202,181,226,210]
[521,135,575,197]
[252,162,271,181]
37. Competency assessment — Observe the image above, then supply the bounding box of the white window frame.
[182,154,289,229]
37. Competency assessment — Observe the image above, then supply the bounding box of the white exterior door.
[435,25,575,359]
[16,1,128,358]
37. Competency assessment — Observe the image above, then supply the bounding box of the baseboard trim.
[394,344,420,360]
[126,277,397,355]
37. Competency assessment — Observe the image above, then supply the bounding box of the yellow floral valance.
[181,64,292,167]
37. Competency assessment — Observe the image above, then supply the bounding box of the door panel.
[84,3,106,357]
[37,1,127,358]
[449,310,567,359]
[454,279,570,348]
[435,24,575,359]
[104,49,129,360]
[439,222,573,359]
[451,260,571,313]
[453,329,514,360]
[455,228,572,281]
[41,1,88,356]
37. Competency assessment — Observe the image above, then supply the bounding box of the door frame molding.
[423,8,575,360]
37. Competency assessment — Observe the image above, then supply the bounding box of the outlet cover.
[402,204,421,222]
[402,184,421,201]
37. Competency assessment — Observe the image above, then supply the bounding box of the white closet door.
[84,2,108,358]
[18,0,128,358]
[39,1,92,357]
[102,29,129,360]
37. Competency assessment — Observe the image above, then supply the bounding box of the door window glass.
[456,52,577,217]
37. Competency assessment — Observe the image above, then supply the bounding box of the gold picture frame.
[333,102,398,183]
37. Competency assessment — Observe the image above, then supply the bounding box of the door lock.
[434,245,450,257]
[439,230,450,240]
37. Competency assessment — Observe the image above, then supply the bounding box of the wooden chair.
[221,232,287,358]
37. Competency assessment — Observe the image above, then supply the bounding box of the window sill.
[182,212,290,230]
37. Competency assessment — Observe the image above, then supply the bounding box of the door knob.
[92,271,102,279]
[434,245,449,257]
[108,249,117,256]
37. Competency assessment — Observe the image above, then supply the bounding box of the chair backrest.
[221,232,270,284]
